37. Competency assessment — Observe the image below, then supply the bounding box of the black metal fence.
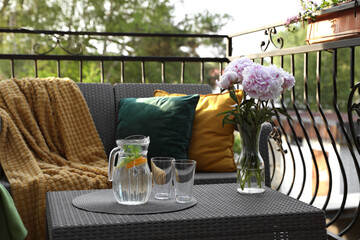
[231,27,360,239]
[0,27,359,239]
[0,28,230,84]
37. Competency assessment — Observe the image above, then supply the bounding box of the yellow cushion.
[154,89,243,172]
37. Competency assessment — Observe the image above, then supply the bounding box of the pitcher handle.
[108,147,120,181]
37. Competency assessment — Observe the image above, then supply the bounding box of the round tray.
[72,189,197,215]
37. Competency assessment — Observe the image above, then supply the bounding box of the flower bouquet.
[217,57,295,194]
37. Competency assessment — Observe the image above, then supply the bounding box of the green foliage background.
[0,0,232,85]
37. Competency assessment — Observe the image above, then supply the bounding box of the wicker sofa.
[0,82,272,194]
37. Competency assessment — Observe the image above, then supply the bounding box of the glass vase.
[236,124,265,194]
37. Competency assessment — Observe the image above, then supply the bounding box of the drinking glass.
[151,157,175,200]
[172,159,196,203]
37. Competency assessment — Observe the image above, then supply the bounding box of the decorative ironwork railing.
[236,37,360,239]
[0,26,359,239]
[0,28,230,83]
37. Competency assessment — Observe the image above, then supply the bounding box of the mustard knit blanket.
[0,78,111,240]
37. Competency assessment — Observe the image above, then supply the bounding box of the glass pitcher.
[108,135,152,205]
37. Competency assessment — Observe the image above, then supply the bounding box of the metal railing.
[230,23,360,239]
[0,26,360,239]
[0,28,230,84]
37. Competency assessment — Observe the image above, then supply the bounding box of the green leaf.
[229,87,240,105]
[217,109,235,116]
[115,156,137,169]
[222,114,237,127]
[116,144,142,169]
[258,114,274,124]
[275,108,292,120]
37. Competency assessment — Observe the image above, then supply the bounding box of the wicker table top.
[46,183,327,240]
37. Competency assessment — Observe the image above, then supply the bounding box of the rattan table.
[46,183,327,240]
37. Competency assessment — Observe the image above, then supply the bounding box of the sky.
[173,0,303,56]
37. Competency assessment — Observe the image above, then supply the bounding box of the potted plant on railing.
[285,0,360,44]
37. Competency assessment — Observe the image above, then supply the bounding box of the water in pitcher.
[112,157,152,205]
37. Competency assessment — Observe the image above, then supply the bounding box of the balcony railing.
[0,28,230,84]
[230,23,360,240]
[0,26,359,240]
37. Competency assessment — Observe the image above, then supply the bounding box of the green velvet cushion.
[116,95,199,160]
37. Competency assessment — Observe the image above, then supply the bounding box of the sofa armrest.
[0,116,3,180]
[260,122,272,187]
[0,116,10,195]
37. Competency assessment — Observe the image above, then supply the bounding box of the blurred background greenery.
[0,0,232,86]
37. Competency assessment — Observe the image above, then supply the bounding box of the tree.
[0,0,232,85]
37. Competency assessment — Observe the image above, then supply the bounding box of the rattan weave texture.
[47,183,326,240]
[77,83,116,156]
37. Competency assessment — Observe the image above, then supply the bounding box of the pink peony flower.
[266,65,282,79]
[216,71,239,89]
[281,70,295,90]
[267,65,295,91]
[224,57,254,84]
[242,64,284,101]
